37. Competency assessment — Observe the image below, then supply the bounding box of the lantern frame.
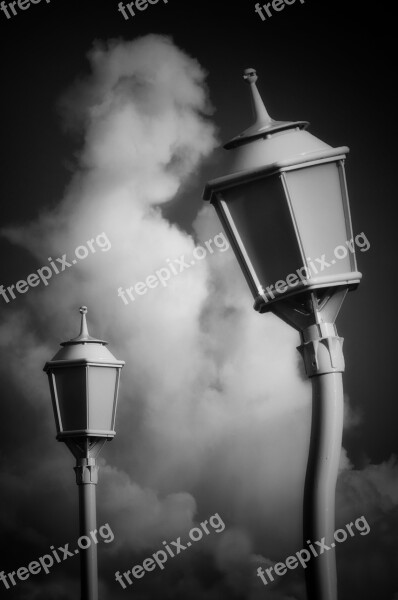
[204,86,362,313]
[46,359,123,440]
[43,307,125,441]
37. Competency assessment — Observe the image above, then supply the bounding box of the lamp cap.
[224,68,308,149]
[61,306,108,346]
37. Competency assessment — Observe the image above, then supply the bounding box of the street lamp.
[203,69,362,600]
[44,306,124,600]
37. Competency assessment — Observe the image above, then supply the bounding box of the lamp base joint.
[298,334,345,377]
[74,458,99,485]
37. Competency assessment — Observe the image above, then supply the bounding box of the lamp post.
[44,307,124,600]
[203,69,362,600]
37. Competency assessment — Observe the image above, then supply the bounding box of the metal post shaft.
[303,372,344,599]
[271,288,347,600]
[75,458,99,600]
[65,438,107,600]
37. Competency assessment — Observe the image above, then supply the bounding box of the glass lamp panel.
[284,162,355,277]
[87,367,117,432]
[54,367,87,432]
[219,175,302,296]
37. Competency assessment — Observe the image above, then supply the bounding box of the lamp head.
[203,70,361,312]
[44,307,124,441]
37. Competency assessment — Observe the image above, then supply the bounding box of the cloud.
[334,456,398,599]
[343,393,362,430]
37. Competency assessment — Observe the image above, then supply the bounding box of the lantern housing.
[204,68,361,312]
[44,307,124,440]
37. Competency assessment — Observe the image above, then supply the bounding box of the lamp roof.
[203,69,348,200]
[224,68,309,149]
[44,307,125,367]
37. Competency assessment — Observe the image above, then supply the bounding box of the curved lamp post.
[44,307,124,600]
[203,69,362,600]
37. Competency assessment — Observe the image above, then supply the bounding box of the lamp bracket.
[269,287,348,334]
[64,437,107,486]
[64,437,108,461]
[270,287,348,377]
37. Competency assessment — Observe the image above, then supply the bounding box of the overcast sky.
[0,1,397,599]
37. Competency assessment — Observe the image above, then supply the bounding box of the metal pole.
[74,457,99,600]
[299,317,345,600]
[272,289,347,600]
[303,371,344,600]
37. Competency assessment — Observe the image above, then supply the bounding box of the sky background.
[0,1,397,599]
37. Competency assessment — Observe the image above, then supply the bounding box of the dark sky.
[0,1,397,599]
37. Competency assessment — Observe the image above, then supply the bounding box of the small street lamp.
[44,307,124,600]
[203,69,362,600]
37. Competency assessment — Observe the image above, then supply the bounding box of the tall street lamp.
[203,69,362,600]
[44,307,124,600]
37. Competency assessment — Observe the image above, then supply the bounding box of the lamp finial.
[223,69,308,149]
[59,306,107,346]
[243,67,258,85]
[243,67,273,128]
[78,306,89,338]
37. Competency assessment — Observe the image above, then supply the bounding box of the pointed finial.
[61,306,108,346]
[78,306,89,339]
[223,69,308,149]
[243,67,273,129]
